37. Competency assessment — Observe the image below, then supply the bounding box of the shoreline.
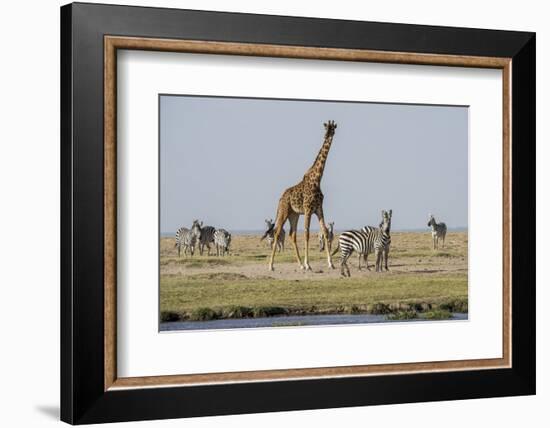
[161,297,468,323]
[160,312,469,331]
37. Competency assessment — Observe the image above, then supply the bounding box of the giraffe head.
[323,120,337,137]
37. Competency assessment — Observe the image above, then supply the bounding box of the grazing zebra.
[319,221,335,252]
[198,224,216,256]
[332,210,392,277]
[428,214,447,250]
[214,229,232,256]
[260,219,285,252]
[174,220,201,256]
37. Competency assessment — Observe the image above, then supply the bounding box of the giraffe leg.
[316,209,335,269]
[268,215,287,271]
[303,211,312,271]
[287,212,303,269]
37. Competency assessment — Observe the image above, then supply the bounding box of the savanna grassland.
[160,231,468,323]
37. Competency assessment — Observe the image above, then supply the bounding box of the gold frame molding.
[104,36,512,391]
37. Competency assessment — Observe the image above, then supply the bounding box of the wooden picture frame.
[61,2,535,424]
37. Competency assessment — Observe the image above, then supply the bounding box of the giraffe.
[268,120,337,271]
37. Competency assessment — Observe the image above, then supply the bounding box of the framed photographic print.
[61,2,535,424]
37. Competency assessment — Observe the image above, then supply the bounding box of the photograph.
[159,94,469,331]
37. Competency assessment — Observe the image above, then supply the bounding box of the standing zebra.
[174,220,201,256]
[260,219,285,252]
[174,227,190,257]
[428,214,447,250]
[332,210,392,277]
[198,224,216,256]
[214,229,232,256]
[319,221,335,252]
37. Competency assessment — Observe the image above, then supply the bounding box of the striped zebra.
[214,229,232,256]
[174,220,201,256]
[198,224,217,256]
[319,221,335,252]
[174,227,190,257]
[332,210,392,277]
[260,219,285,252]
[428,214,447,250]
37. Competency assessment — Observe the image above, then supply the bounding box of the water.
[160,313,468,332]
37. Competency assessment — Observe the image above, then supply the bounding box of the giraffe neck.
[306,133,334,184]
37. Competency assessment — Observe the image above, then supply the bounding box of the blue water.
[160,313,468,332]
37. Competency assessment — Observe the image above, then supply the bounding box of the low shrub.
[420,309,453,320]
[189,307,219,321]
[160,311,181,322]
[386,310,418,320]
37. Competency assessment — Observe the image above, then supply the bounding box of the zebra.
[174,220,201,256]
[198,224,216,256]
[319,221,335,252]
[214,229,232,256]
[332,210,392,277]
[260,218,285,252]
[174,227,190,257]
[428,214,447,250]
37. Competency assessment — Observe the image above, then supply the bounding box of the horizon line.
[161,227,468,235]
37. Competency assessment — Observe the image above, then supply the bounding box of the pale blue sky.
[160,95,468,233]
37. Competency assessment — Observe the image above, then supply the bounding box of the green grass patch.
[160,272,467,322]
[185,272,248,281]
[161,257,231,267]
